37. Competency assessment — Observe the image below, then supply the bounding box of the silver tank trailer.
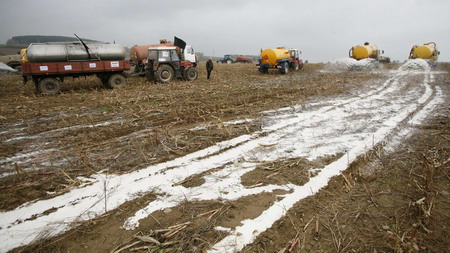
[26,42,127,63]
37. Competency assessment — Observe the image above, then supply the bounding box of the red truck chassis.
[22,60,130,95]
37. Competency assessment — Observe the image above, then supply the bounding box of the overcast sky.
[1,0,449,62]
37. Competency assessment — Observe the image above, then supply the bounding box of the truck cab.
[145,47,197,83]
[183,45,197,64]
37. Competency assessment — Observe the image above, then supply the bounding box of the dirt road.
[0,63,448,252]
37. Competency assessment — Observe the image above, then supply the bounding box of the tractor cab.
[145,47,197,83]
[148,47,179,63]
[217,54,234,64]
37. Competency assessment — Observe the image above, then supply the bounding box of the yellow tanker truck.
[409,42,439,68]
[257,47,303,74]
[349,42,390,63]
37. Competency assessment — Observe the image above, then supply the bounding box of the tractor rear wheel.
[37,78,61,95]
[155,65,174,83]
[184,67,198,81]
[226,59,232,64]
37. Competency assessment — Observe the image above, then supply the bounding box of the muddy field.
[0,63,448,252]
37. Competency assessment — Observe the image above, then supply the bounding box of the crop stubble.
[1,63,448,252]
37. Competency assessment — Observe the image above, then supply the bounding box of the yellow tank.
[350,42,378,60]
[409,42,439,60]
[20,48,28,63]
[260,47,291,67]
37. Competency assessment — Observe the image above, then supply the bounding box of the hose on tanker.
[74,33,101,61]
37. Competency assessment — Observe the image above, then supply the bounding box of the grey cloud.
[0,0,448,62]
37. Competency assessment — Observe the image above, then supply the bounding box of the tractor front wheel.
[145,69,155,81]
[184,67,198,81]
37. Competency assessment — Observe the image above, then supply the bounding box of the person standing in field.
[206,58,214,79]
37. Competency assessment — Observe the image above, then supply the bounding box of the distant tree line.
[6,35,98,44]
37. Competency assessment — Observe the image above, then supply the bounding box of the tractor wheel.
[280,62,289,74]
[155,65,174,83]
[106,74,126,89]
[291,62,299,71]
[226,59,232,64]
[184,67,198,81]
[37,78,61,95]
[145,69,155,81]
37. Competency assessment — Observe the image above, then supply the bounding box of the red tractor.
[145,46,198,83]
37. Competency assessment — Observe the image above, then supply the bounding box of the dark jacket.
[206,59,214,71]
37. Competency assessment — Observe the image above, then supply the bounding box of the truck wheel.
[106,74,126,89]
[184,67,198,81]
[38,78,61,95]
[155,65,174,83]
[280,62,289,74]
[226,59,232,64]
[145,69,155,81]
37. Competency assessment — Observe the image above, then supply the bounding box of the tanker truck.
[408,42,440,68]
[257,47,303,74]
[21,36,130,95]
[130,37,197,74]
[349,42,390,63]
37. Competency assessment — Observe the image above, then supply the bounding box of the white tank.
[26,42,127,63]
